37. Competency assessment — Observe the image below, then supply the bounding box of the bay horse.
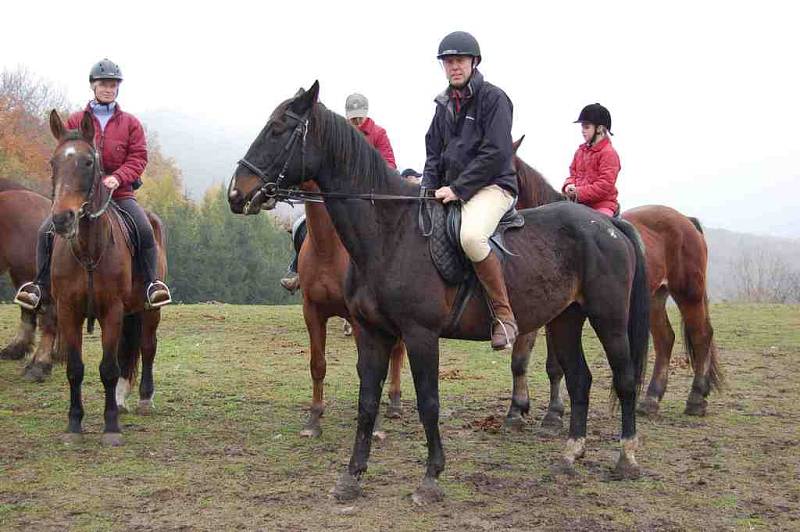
[47,110,167,445]
[228,82,649,503]
[0,185,59,382]
[270,184,406,437]
[510,142,721,423]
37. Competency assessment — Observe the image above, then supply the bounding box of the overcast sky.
[2,0,798,237]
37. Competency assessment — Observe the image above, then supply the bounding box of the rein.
[236,109,441,209]
[62,142,115,333]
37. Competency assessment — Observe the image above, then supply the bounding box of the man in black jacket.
[423,31,518,350]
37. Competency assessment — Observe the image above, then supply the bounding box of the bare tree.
[729,245,800,303]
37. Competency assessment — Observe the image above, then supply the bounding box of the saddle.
[420,194,524,336]
[421,195,525,285]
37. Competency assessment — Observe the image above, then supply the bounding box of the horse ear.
[294,87,305,97]
[49,109,65,140]
[80,111,95,145]
[512,135,525,154]
[290,80,319,114]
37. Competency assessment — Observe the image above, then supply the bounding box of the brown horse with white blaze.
[0,185,59,381]
[48,110,166,445]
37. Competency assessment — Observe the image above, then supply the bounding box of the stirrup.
[280,273,300,294]
[13,282,42,311]
[491,318,517,351]
[146,281,172,309]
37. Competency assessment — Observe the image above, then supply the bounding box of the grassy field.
[0,303,798,531]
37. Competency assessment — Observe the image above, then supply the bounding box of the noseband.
[236,109,309,210]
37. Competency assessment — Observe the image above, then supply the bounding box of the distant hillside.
[138,110,253,199]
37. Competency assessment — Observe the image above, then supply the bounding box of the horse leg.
[137,310,160,415]
[547,305,590,471]
[504,330,537,429]
[301,304,327,437]
[59,305,85,443]
[23,307,58,382]
[589,314,641,480]
[99,305,124,446]
[116,313,141,413]
[675,296,718,416]
[385,340,405,419]
[638,287,672,417]
[541,326,566,431]
[331,325,397,502]
[0,307,35,361]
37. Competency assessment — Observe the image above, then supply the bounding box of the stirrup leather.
[13,282,42,311]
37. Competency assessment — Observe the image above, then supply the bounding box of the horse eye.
[85,159,94,167]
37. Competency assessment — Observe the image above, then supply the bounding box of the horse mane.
[514,154,565,208]
[310,104,400,192]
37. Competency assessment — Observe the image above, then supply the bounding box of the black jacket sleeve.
[422,109,444,190]
[449,92,513,202]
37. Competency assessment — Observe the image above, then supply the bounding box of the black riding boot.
[141,242,171,308]
[14,218,54,311]
[280,218,307,294]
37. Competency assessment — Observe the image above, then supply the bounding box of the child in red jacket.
[562,103,620,216]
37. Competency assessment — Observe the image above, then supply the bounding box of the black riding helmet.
[89,58,123,83]
[574,103,612,134]
[437,31,481,65]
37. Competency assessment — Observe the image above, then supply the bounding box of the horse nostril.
[53,210,76,230]
[229,189,240,201]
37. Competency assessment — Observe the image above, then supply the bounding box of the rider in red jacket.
[14,59,171,311]
[562,103,620,216]
[344,93,396,169]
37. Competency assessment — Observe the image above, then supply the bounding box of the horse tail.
[688,216,704,235]
[611,218,651,394]
[119,313,142,384]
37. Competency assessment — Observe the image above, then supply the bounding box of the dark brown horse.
[48,110,166,445]
[0,185,59,382]
[511,142,721,424]
[228,83,650,503]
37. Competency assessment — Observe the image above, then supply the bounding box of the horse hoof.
[411,477,444,506]
[61,432,83,445]
[637,396,660,418]
[0,343,27,361]
[684,400,707,417]
[101,433,124,447]
[554,459,579,477]
[372,430,387,442]
[540,411,563,432]
[385,404,402,419]
[300,423,322,438]
[118,403,129,415]
[136,400,154,416]
[503,414,526,432]
[610,456,641,481]
[330,472,363,502]
[22,363,51,383]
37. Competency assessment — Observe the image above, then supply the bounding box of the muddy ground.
[0,303,798,530]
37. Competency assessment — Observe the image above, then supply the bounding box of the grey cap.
[345,93,369,119]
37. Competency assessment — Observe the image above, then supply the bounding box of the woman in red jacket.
[562,103,620,217]
[14,59,171,310]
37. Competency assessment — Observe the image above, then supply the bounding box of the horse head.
[228,81,322,215]
[48,110,103,238]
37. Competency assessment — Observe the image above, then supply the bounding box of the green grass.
[0,303,798,530]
